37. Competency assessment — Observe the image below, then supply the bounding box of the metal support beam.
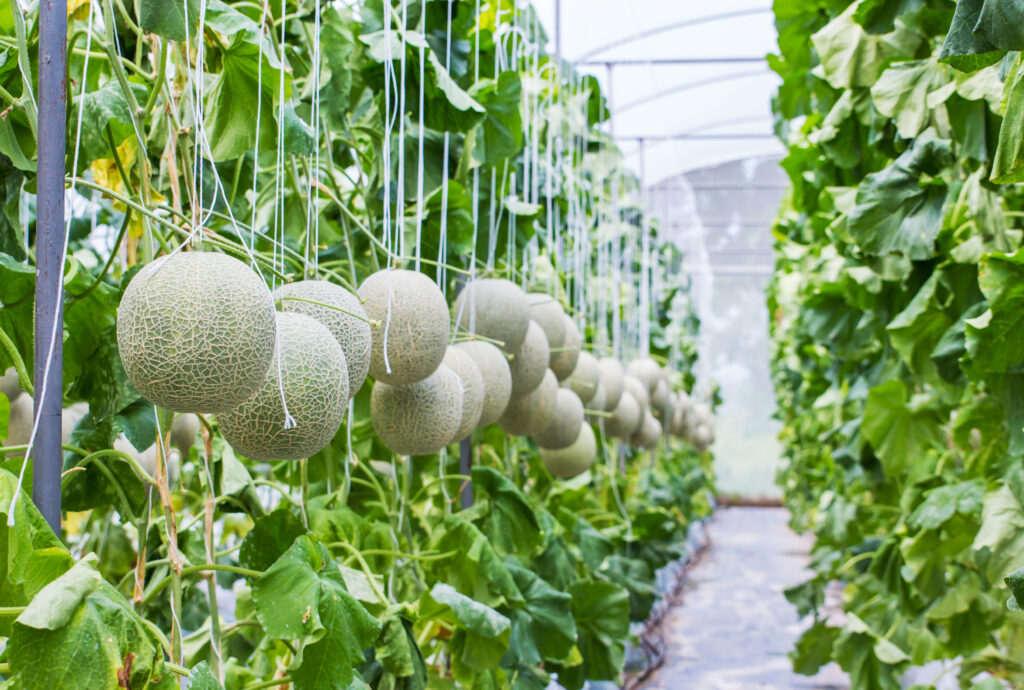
[34,0,67,532]
[619,133,776,141]
[577,57,768,67]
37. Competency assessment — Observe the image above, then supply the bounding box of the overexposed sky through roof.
[530,0,784,183]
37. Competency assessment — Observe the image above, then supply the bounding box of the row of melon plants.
[769,1,1024,688]
[0,1,715,688]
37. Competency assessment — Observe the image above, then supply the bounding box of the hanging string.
[395,0,409,263]
[304,0,324,276]
[436,0,455,293]
[414,0,427,271]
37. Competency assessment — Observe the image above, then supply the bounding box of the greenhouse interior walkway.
[642,507,849,690]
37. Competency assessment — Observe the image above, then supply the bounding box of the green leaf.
[0,161,26,262]
[187,661,226,689]
[791,620,839,676]
[374,609,427,683]
[974,0,1024,51]
[939,0,1006,72]
[847,130,953,259]
[1005,565,1024,610]
[239,507,306,572]
[140,0,201,42]
[252,535,380,688]
[15,556,100,630]
[425,583,511,638]
[973,481,1024,581]
[471,72,523,165]
[504,561,576,666]
[470,466,541,556]
[861,380,944,478]
[991,60,1024,183]
[422,583,511,681]
[74,80,148,165]
[870,60,951,138]
[965,250,1024,372]
[429,515,522,606]
[567,580,629,682]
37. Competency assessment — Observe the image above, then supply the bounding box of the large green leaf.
[503,561,576,666]
[870,60,951,139]
[965,250,1024,372]
[139,0,201,42]
[991,58,1024,183]
[811,2,920,90]
[939,0,1006,72]
[563,580,629,684]
[470,466,541,556]
[861,380,944,478]
[422,583,511,682]
[973,480,1024,582]
[471,72,524,165]
[429,515,522,607]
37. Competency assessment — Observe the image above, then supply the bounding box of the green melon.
[532,388,584,450]
[566,351,600,404]
[540,423,596,479]
[629,410,662,450]
[443,347,485,443]
[597,357,624,412]
[527,293,566,351]
[276,280,372,397]
[117,252,277,413]
[586,383,607,423]
[627,358,662,395]
[371,363,463,455]
[455,341,512,427]
[359,269,450,385]
[651,379,670,416]
[550,316,581,380]
[508,321,550,398]
[499,368,558,436]
[452,278,530,353]
[0,368,22,402]
[170,413,201,458]
[604,391,642,438]
[217,313,349,461]
[3,393,33,446]
[691,423,714,452]
[622,375,649,410]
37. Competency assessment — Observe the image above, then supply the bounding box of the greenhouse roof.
[533,0,785,183]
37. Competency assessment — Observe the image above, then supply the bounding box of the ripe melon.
[452,279,530,353]
[170,413,201,458]
[566,351,600,404]
[508,321,550,398]
[499,368,558,436]
[117,251,277,413]
[359,269,449,385]
[540,423,596,479]
[371,364,463,456]
[691,423,715,452]
[113,436,179,483]
[586,383,607,423]
[622,375,649,410]
[597,357,624,412]
[527,293,566,351]
[532,388,584,450]
[276,280,372,397]
[629,410,663,450]
[604,391,642,438]
[217,313,349,461]
[0,368,22,402]
[443,347,484,443]
[627,358,662,394]
[550,316,581,380]
[651,379,669,412]
[455,341,512,427]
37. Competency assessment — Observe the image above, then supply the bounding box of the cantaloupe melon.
[3,393,33,446]
[527,293,566,351]
[627,358,661,395]
[217,313,349,461]
[170,413,201,459]
[550,316,581,380]
[597,357,624,412]
[622,375,649,410]
[113,436,179,483]
[508,321,550,398]
[540,423,596,479]
[604,391,642,438]
[117,252,277,412]
[532,388,584,450]
[629,410,662,450]
[455,341,512,427]
[0,368,22,402]
[443,347,484,443]
[452,279,530,353]
[586,383,607,423]
[499,368,558,436]
[276,280,372,397]
[371,363,463,456]
[691,423,714,452]
[359,269,449,385]
[651,379,669,413]
[566,351,600,404]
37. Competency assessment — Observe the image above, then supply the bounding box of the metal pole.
[34,0,67,532]
[459,437,473,509]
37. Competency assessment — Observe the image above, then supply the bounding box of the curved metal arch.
[575,8,772,63]
[616,69,769,113]
[615,115,774,142]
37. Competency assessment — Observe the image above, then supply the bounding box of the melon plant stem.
[0,326,32,394]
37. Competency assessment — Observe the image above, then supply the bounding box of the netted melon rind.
[540,423,596,479]
[217,313,349,461]
[508,321,550,398]
[527,293,566,351]
[629,410,662,450]
[532,388,584,450]
[443,347,485,443]
[627,358,662,395]
[359,269,450,385]
[597,358,624,412]
[276,280,372,397]
[566,351,600,404]
[455,341,512,427]
[452,279,531,353]
[604,391,642,438]
[371,364,463,456]
[622,375,650,410]
[550,316,581,380]
[117,252,277,412]
[499,368,558,436]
